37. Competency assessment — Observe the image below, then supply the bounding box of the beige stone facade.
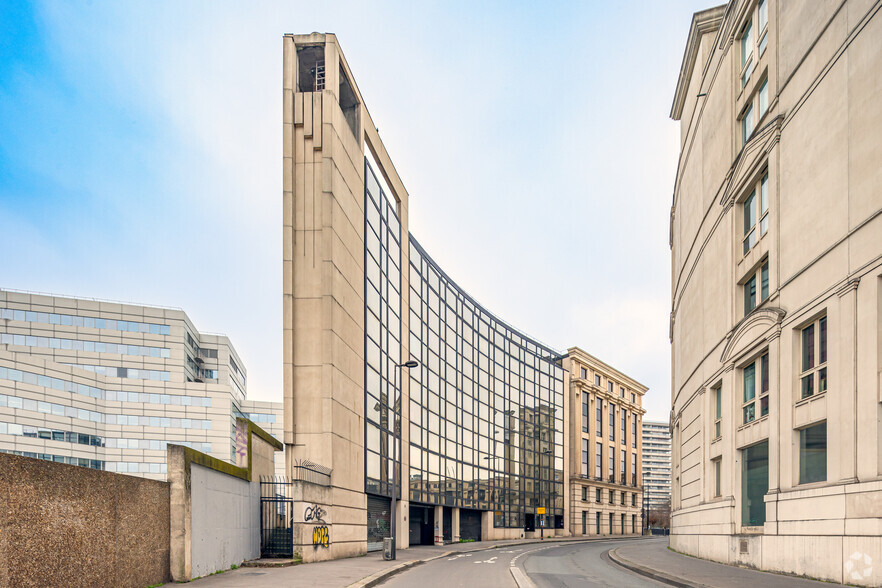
[565,348,645,536]
[669,1,882,585]
[0,288,284,479]
[283,33,578,562]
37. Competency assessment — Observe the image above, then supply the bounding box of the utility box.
[383,537,394,560]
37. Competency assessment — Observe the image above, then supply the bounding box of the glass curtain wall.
[364,159,403,499]
[407,237,565,529]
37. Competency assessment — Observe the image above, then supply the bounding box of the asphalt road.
[380,538,667,588]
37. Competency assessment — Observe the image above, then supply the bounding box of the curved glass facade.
[364,158,565,529]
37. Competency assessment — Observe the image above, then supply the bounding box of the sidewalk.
[610,539,844,588]
[187,534,645,588]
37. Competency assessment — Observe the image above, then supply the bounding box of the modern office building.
[283,33,587,561]
[669,1,881,585]
[0,288,284,479]
[641,421,671,512]
[566,348,645,536]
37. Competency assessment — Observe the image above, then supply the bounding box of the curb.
[241,558,300,568]
[607,547,707,588]
[348,535,651,588]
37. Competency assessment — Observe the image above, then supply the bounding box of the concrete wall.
[168,445,261,581]
[0,452,169,588]
[190,464,260,578]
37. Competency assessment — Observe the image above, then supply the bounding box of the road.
[380,538,667,588]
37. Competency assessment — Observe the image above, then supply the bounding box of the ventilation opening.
[339,64,359,138]
[297,45,325,92]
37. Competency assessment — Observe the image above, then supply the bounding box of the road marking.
[446,553,474,561]
[474,556,498,564]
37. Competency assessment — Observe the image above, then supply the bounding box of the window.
[742,441,768,526]
[758,78,769,119]
[609,513,614,534]
[609,405,615,441]
[800,316,827,399]
[596,511,601,534]
[582,486,587,501]
[742,352,769,424]
[582,510,587,534]
[609,489,614,504]
[581,367,587,379]
[595,443,602,478]
[608,381,613,393]
[582,394,589,433]
[595,374,601,386]
[742,172,769,254]
[740,0,768,89]
[596,402,602,437]
[713,458,722,497]
[740,20,754,88]
[744,259,770,315]
[621,491,626,506]
[713,385,722,439]
[631,419,637,448]
[581,439,589,477]
[741,103,754,145]
[631,493,636,507]
[758,0,768,54]
[740,77,770,147]
[630,392,635,403]
[619,386,625,398]
[609,451,615,480]
[620,449,626,480]
[595,488,601,503]
[631,453,637,485]
[621,411,626,441]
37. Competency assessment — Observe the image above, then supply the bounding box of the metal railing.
[290,459,332,486]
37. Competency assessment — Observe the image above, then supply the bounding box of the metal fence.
[260,476,293,558]
[290,459,332,486]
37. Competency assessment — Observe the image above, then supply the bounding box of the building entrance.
[408,504,434,546]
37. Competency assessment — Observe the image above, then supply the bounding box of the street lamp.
[390,359,419,561]
[641,469,648,535]
[540,448,552,540]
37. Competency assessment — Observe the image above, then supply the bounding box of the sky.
[0,0,712,422]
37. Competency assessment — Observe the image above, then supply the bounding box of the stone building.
[668,1,882,585]
[282,33,654,561]
[565,348,645,536]
[0,288,283,478]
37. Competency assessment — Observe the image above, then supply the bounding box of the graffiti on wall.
[304,504,326,523]
[312,525,329,548]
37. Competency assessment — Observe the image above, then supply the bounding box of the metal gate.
[260,476,293,558]
[366,495,391,552]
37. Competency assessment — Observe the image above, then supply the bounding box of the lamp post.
[641,469,648,535]
[390,359,419,561]
[540,448,552,540]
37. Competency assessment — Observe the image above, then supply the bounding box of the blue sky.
[0,0,711,421]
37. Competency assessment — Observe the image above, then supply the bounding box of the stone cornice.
[836,277,860,297]
[671,4,728,120]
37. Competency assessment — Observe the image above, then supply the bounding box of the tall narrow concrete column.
[434,505,444,546]
[834,279,859,483]
[452,507,461,543]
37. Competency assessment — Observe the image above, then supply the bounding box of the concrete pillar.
[452,508,460,543]
[834,280,859,483]
[434,505,444,545]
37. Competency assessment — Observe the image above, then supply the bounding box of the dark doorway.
[408,504,434,546]
[443,508,452,542]
[459,509,482,541]
[524,513,535,532]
